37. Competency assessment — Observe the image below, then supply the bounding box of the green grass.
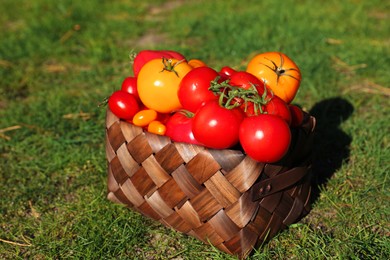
[1,0,389,259]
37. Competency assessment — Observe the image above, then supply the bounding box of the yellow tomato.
[132,109,158,127]
[188,59,207,68]
[147,121,166,135]
[137,58,193,113]
[246,52,301,104]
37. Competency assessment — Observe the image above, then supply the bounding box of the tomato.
[132,109,158,127]
[178,66,219,113]
[108,90,140,120]
[137,58,193,113]
[192,101,244,149]
[289,104,304,127]
[246,52,301,103]
[239,114,291,163]
[133,50,186,76]
[264,95,292,125]
[188,59,207,68]
[229,71,264,91]
[165,111,201,145]
[147,121,166,135]
[219,66,237,79]
[121,76,140,101]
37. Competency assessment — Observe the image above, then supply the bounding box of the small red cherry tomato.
[108,90,140,120]
[121,76,140,101]
[219,66,237,79]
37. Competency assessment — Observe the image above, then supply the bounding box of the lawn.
[1,0,389,259]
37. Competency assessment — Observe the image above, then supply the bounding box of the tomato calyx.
[160,57,186,77]
[261,53,300,84]
[177,109,195,118]
[209,77,272,115]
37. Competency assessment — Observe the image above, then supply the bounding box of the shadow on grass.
[309,97,354,203]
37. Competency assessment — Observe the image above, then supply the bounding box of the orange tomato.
[246,52,301,104]
[137,58,193,113]
[147,121,166,135]
[188,59,207,68]
[132,109,158,127]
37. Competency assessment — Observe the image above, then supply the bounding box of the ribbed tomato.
[246,52,301,104]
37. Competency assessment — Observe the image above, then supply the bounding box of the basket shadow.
[309,97,354,203]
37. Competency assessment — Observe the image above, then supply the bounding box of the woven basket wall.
[105,108,316,259]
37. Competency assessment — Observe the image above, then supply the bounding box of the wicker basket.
[105,107,316,259]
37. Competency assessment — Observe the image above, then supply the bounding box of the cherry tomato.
[178,66,219,113]
[219,66,237,79]
[289,104,304,127]
[192,101,244,149]
[147,121,166,135]
[137,58,193,113]
[133,50,186,77]
[188,59,207,68]
[246,52,301,103]
[264,95,292,125]
[239,114,291,163]
[121,76,140,101]
[165,111,201,145]
[108,90,140,120]
[132,109,158,127]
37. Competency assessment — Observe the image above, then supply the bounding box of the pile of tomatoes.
[108,50,306,163]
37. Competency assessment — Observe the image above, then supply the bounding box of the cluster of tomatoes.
[108,50,306,163]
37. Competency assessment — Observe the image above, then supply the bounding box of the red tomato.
[121,76,140,101]
[108,90,140,120]
[133,50,186,76]
[289,104,304,127]
[165,111,202,145]
[219,66,237,79]
[229,71,264,91]
[239,114,291,163]
[264,95,292,125]
[239,101,264,117]
[192,101,244,149]
[178,66,219,113]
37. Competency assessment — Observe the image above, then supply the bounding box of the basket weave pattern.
[105,108,315,258]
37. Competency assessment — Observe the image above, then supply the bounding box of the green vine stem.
[208,77,273,115]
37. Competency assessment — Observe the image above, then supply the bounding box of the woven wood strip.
[105,108,316,259]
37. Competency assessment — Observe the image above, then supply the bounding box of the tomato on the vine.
[239,114,291,163]
[229,71,263,91]
[133,50,186,77]
[246,52,301,103]
[264,95,292,125]
[137,58,193,113]
[178,66,219,113]
[108,90,140,120]
[192,101,244,149]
